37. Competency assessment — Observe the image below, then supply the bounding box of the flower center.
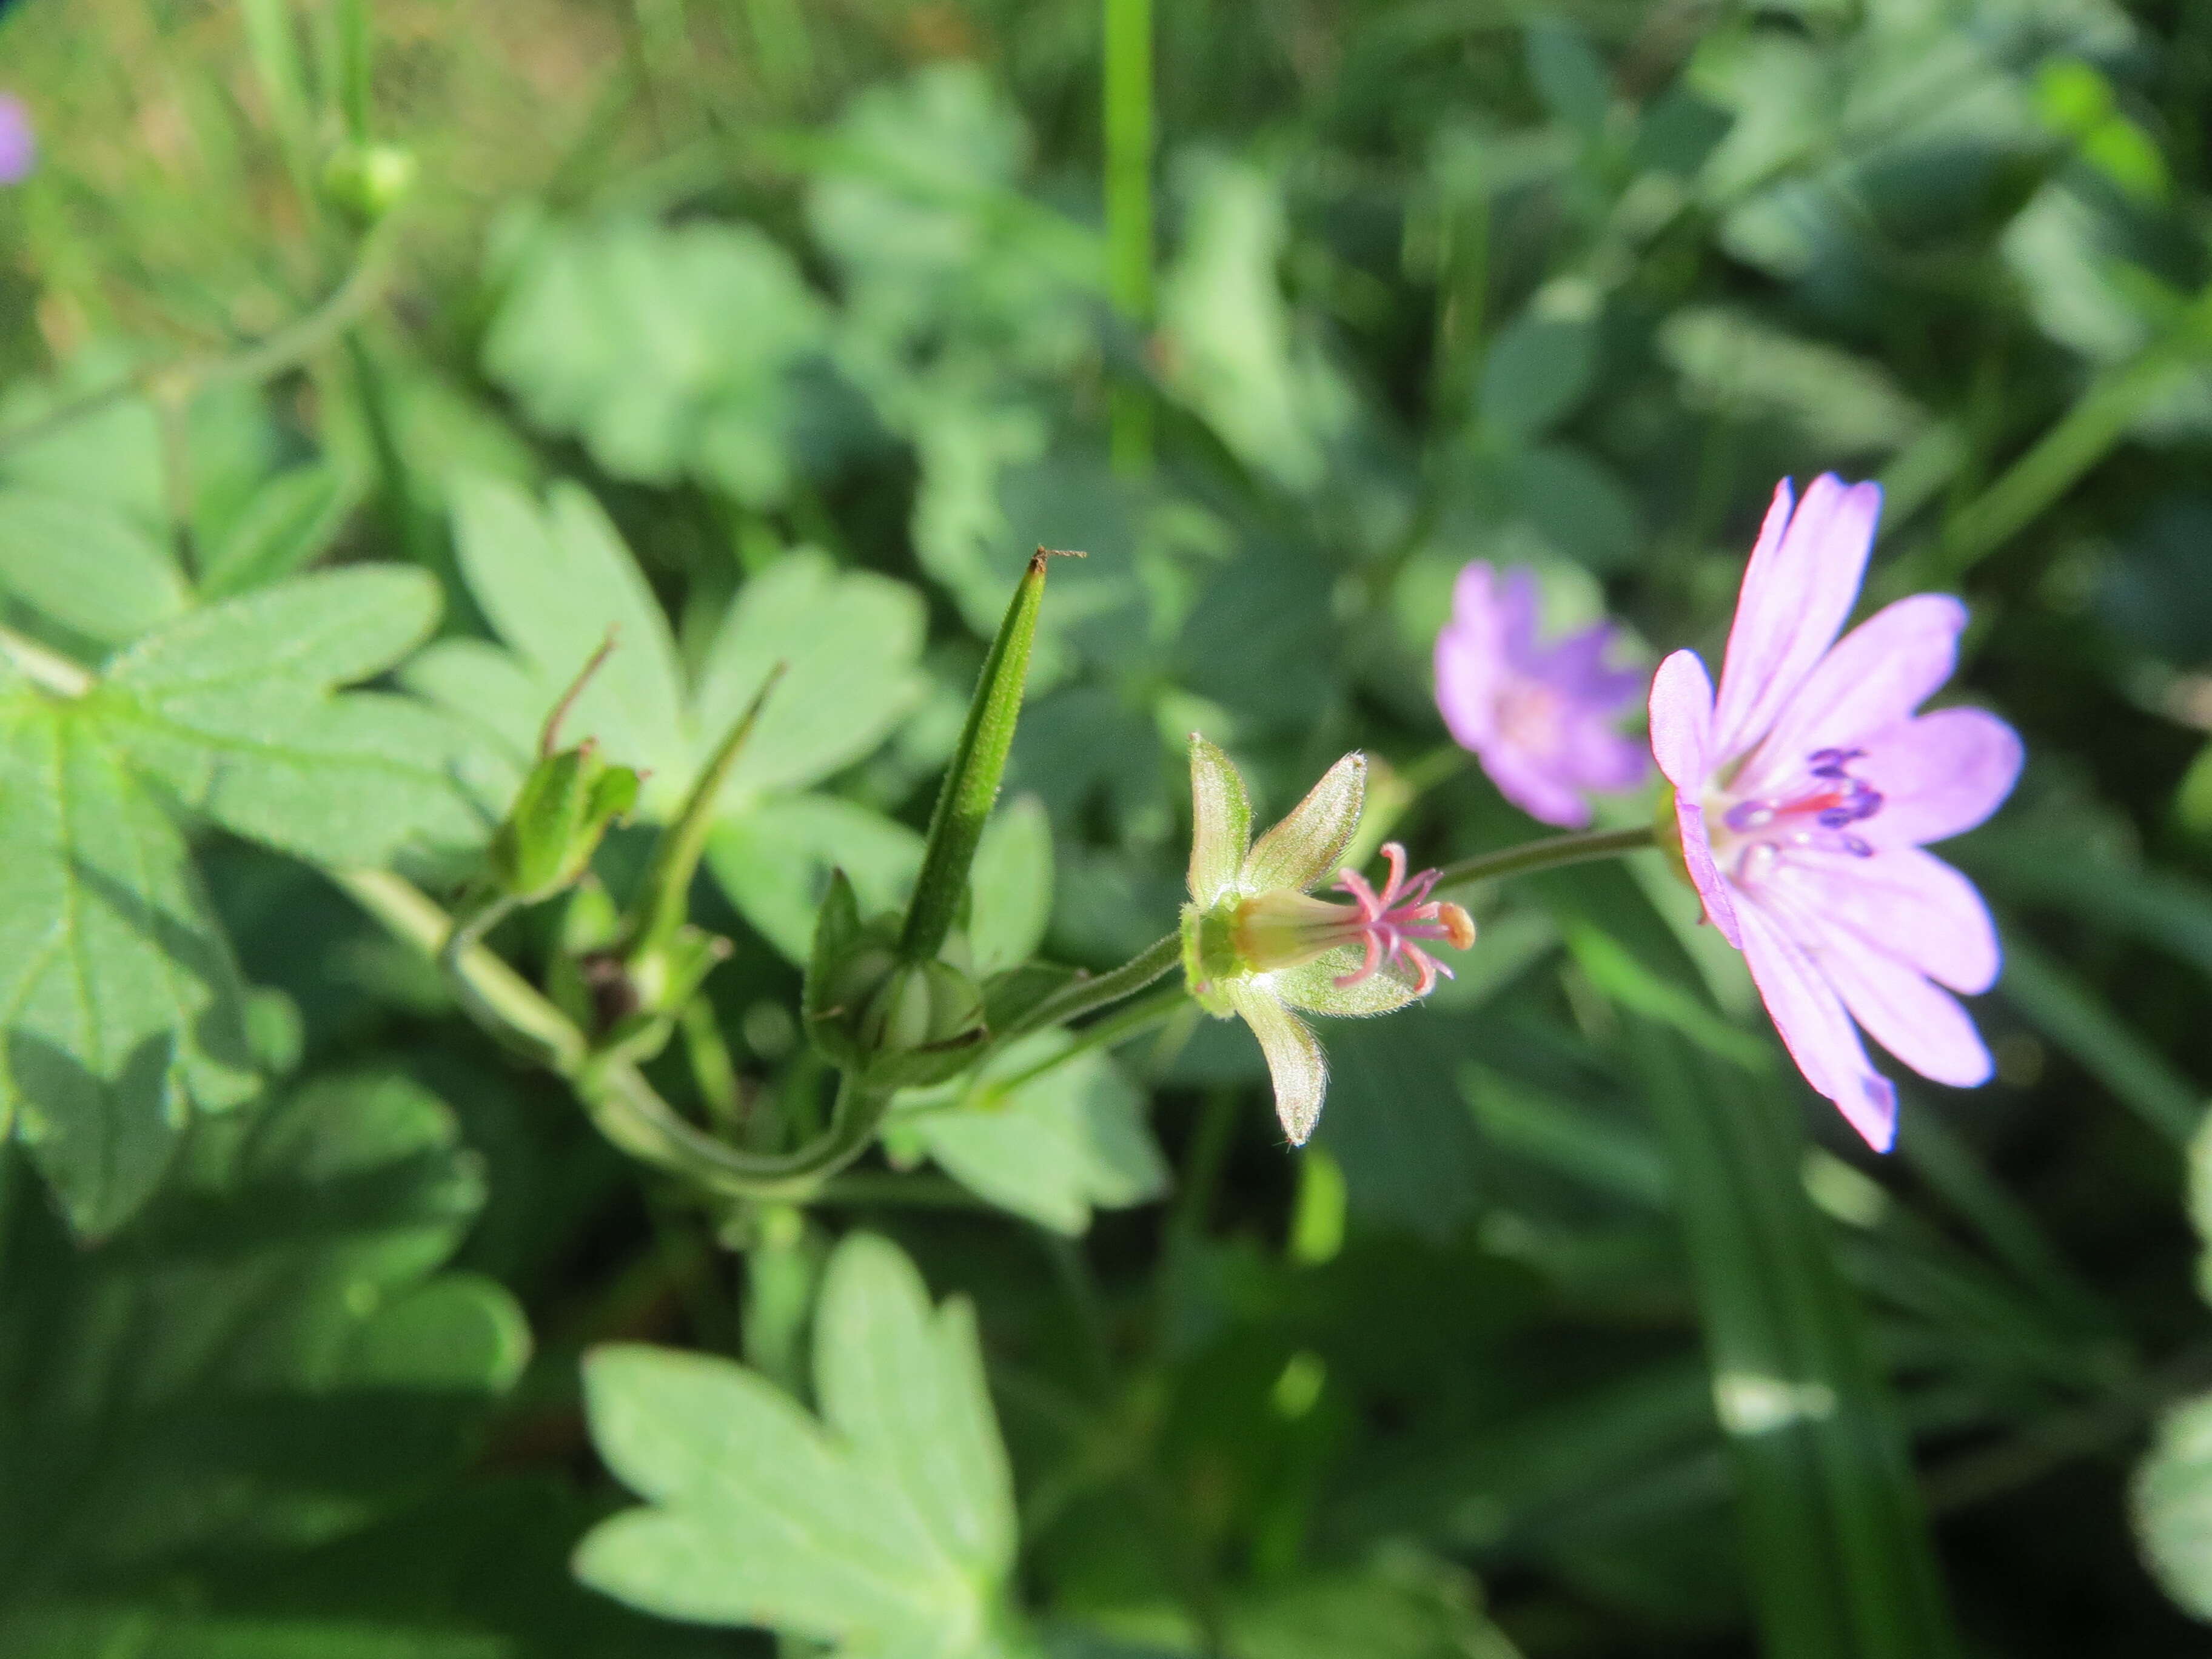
[1712,748,1884,872]
[1496,680,1566,756]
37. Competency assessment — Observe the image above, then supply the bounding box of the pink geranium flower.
[1647,475,2022,1152]
[1435,562,1647,828]
[0,97,32,186]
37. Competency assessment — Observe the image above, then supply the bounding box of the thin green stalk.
[1104,0,1155,472]
[0,223,400,461]
[0,622,95,698]
[976,985,1188,1108]
[1433,823,1655,895]
[1909,322,2211,590]
[625,665,782,962]
[335,868,894,1199]
[1003,930,1181,1039]
[900,549,1067,962]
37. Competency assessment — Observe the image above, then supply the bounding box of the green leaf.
[576,1232,1023,1655]
[1658,307,1928,458]
[199,462,355,598]
[0,689,257,1235]
[449,477,687,771]
[910,1030,1168,1233]
[2135,1393,2212,1623]
[484,216,827,506]
[96,568,506,869]
[1996,931,2201,1146]
[692,548,927,797]
[0,489,187,649]
[1478,314,1598,441]
[1625,1020,1959,1659]
[967,794,1053,975]
[0,1071,528,1623]
[707,794,923,964]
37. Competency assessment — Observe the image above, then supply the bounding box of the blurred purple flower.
[1649,474,2023,1153]
[1433,561,1647,828]
[0,96,32,186]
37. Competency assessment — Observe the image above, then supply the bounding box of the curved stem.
[1431,823,1655,895]
[1004,929,1181,1039]
[335,867,891,1199]
[0,221,401,460]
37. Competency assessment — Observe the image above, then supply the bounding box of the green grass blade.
[1999,931,2202,1147]
[1629,1020,1959,1659]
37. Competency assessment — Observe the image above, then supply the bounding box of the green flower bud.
[487,742,640,904]
[323,142,418,221]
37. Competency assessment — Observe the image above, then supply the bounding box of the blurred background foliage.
[8,0,2212,1654]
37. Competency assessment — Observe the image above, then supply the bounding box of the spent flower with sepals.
[1434,561,1647,828]
[1649,474,2023,1152]
[1181,736,1475,1144]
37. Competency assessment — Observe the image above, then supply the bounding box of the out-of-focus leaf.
[199,462,355,598]
[908,1030,1169,1234]
[1314,1013,1489,1243]
[576,1233,1024,1655]
[484,216,827,506]
[1996,931,2200,1145]
[0,489,186,648]
[706,794,923,962]
[1480,314,1597,441]
[968,794,1054,974]
[1659,307,1927,457]
[1463,1064,1672,1210]
[1156,154,1350,494]
[0,1072,528,1633]
[99,568,506,870]
[2135,1394,2212,1624]
[1526,18,1610,139]
[691,548,927,798]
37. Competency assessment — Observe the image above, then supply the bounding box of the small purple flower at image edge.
[1649,474,2023,1153]
[1433,561,1649,829]
[0,94,33,186]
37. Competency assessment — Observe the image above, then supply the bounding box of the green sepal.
[1179,900,1241,1016]
[486,741,641,903]
[899,550,1066,964]
[803,870,870,1068]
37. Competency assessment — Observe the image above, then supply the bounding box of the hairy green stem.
[1003,929,1182,1039]
[336,867,892,1199]
[975,985,1188,1108]
[1432,823,1655,895]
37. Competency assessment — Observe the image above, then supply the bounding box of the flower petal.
[1736,594,1967,799]
[1478,736,1597,828]
[1244,752,1366,894]
[1735,900,1899,1151]
[1435,566,1507,752]
[1859,707,2023,848]
[1187,733,1254,904]
[1712,475,1883,760]
[1225,979,1329,1145]
[1807,927,1994,1090]
[1771,845,2000,994]
[1649,651,1742,948]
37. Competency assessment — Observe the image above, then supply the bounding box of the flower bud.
[487,742,640,904]
[323,142,418,221]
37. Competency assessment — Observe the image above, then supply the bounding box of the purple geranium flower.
[1435,561,1647,828]
[0,96,32,186]
[1648,474,2023,1152]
